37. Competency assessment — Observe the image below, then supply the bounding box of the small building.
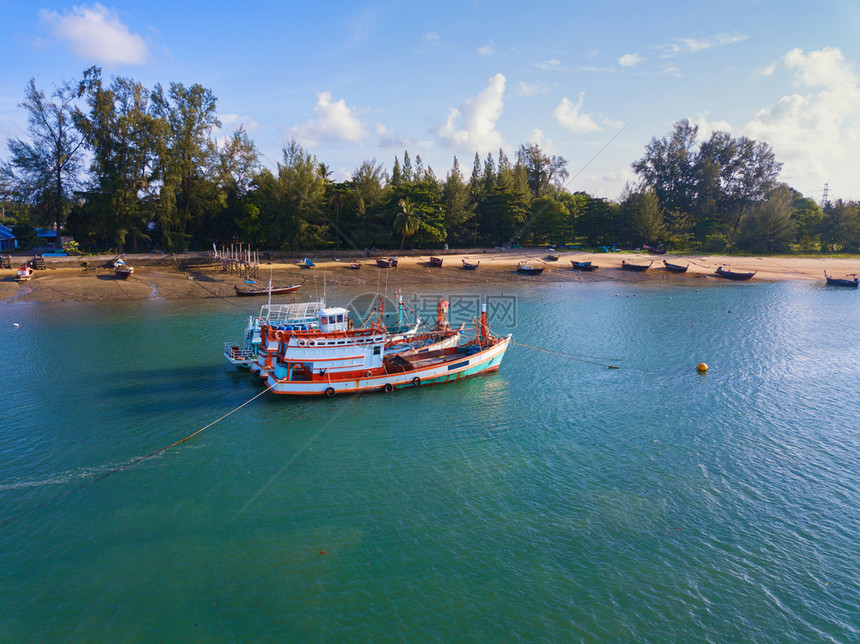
[0,224,17,251]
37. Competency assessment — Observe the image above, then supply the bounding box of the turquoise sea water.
[1,280,858,641]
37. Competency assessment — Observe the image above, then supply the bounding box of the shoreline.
[2,249,858,303]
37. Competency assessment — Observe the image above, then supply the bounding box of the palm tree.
[393,198,421,249]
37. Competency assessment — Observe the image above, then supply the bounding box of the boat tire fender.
[275,330,284,341]
[325,387,336,397]
[365,371,372,377]
[383,383,394,393]
[412,377,421,387]
[298,339,307,347]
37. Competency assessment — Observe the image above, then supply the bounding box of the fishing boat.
[621,260,652,272]
[298,257,315,269]
[462,259,480,270]
[824,272,859,287]
[377,257,398,268]
[113,258,134,280]
[571,260,598,271]
[15,264,34,281]
[225,299,323,367]
[429,256,443,267]
[714,266,756,281]
[516,261,545,275]
[545,254,560,261]
[263,302,510,396]
[234,279,305,296]
[248,293,453,379]
[348,262,362,270]
[663,260,689,273]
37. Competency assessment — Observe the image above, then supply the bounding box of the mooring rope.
[510,339,620,368]
[0,385,273,529]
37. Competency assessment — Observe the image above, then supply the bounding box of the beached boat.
[571,260,598,271]
[377,257,398,268]
[113,258,134,280]
[824,272,859,287]
[621,260,652,272]
[663,260,689,273]
[348,262,362,270]
[263,302,510,396]
[516,261,545,275]
[429,256,443,267]
[15,264,34,281]
[462,259,480,270]
[545,254,560,261]
[715,266,756,281]
[234,279,306,297]
[298,257,315,269]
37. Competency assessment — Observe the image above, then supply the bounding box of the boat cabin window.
[373,346,381,356]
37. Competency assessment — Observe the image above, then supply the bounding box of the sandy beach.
[2,249,858,303]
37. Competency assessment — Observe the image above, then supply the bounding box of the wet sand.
[2,250,858,304]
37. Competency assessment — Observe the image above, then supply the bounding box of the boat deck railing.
[224,343,254,360]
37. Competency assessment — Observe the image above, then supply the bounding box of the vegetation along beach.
[2,6,859,641]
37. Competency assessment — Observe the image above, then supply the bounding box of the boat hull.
[621,261,652,272]
[663,261,688,273]
[266,336,510,396]
[715,268,755,280]
[825,277,859,287]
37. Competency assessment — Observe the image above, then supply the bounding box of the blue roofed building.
[0,224,17,251]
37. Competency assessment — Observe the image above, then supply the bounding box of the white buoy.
[14,323,20,327]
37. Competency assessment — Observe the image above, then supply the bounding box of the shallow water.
[1,280,858,641]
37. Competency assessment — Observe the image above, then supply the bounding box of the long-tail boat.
[462,259,480,270]
[824,272,859,287]
[516,261,545,274]
[234,278,306,296]
[663,260,689,273]
[429,256,443,267]
[621,260,652,272]
[714,266,756,280]
[571,260,598,271]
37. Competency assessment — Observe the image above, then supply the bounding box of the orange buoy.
[696,363,708,373]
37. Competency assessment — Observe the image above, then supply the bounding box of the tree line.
[2,69,858,254]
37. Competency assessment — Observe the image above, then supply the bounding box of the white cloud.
[742,47,860,197]
[39,3,148,65]
[291,92,368,147]
[658,32,748,57]
[434,73,506,154]
[220,114,260,133]
[619,53,643,67]
[478,43,494,57]
[528,129,556,154]
[692,112,733,140]
[376,123,413,149]
[422,32,442,47]
[534,58,562,71]
[516,80,551,96]
[753,62,777,78]
[553,93,600,133]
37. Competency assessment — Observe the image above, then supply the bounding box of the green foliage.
[703,232,729,253]
[735,185,796,252]
[5,71,853,255]
[11,224,38,248]
[64,240,82,255]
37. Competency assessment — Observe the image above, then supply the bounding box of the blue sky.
[2,0,859,201]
